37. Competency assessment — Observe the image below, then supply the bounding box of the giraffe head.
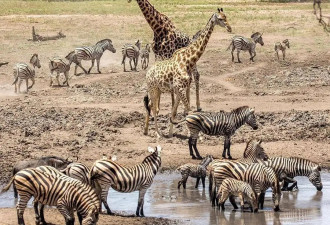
[211,8,232,33]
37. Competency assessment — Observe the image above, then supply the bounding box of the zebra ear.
[316,165,321,171]
[218,8,223,13]
[156,145,162,153]
[148,146,155,153]
[111,155,117,161]
[249,108,255,114]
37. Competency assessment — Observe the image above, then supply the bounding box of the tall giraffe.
[144,8,232,137]
[128,0,202,111]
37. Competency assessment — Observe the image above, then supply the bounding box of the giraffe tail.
[143,94,150,116]
[226,41,233,51]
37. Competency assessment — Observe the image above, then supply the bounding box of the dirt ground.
[0,1,329,224]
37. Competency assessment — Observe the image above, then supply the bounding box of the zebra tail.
[144,94,151,116]
[12,69,19,85]
[1,176,14,193]
[226,41,233,51]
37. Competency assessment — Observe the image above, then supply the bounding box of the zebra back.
[122,40,141,58]
[49,57,70,74]
[60,162,90,184]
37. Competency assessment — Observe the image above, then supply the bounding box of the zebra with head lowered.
[13,53,41,93]
[122,40,141,71]
[1,167,99,225]
[74,39,116,75]
[89,145,162,217]
[265,156,323,191]
[140,43,151,70]
[274,39,290,60]
[177,154,214,189]
[227,32,264,63]
[209,161,281,211]
[172,106,258,159]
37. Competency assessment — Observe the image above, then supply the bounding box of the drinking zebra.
[172,106,258,159]
[226,32,264,63]
[122,40,141,71]
[140,43,151,70]
[265,156,323,191]
[89,145,162,217]
[216,178,258,213]
[74,39,116,75]
[61,162,90,184]
[209,161,281,211]
[177,154,213,189]
[274,39,290,60]
[1,167,99,225]
[13,53,41,93]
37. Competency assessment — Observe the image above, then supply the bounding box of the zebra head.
[247,188,258,213]
[212,8,232,33]
[245,108,258,130]
[82,207,99,225]
[283,39,290,48]
[243,139,268,161]
[97,39,116,53]
[30,53,41,69]
[135,40,141,50]
[309,166,322,191]
[251,32,264,46]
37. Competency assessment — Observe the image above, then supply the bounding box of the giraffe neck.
[135,0,176,34]
[180,15,216,66]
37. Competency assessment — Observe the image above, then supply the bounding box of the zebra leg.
[188,137,197,158]
[13,183,18,198]
[276,51,279,60]
[258,192,265,209]
[96,58,101,73]
[237,50,242,63]
[57,203,74,225]
[202,177,206,188]
[17,79,23,93]
[28,77,35,90]
[33,201,40,225]
[225,137,232,159]
[129,58,133,71]
[286,177,298,191]
[88,59,95,74]
[74,64,78,75]
[39,204,47,225]
[231,46,235,62]
[313,2,317,14]
[219,191,230,211]
[49,71,53,87]
[195,177,200,188]
[249,50,254,62]
[17,194,31,225]
[56,72,60,86]
[192,66,202,112]
[238,193,245,212]
[229,195,239,210]
[182,175,188,189]
[77,212,83,225]
[101,187,112,215]
[64,71,69,86]
[283,50,286,61]
[136,189,147,217]
[77,62,87,74]
[192,137,202,159]
[122,55,126,72]
[25,79,29,93]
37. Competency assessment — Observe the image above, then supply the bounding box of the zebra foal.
[177,155,213,189]
[1,168,99,225]
[227,32,264,63]
[217,178,258,213]
[140,43,151,70]
[74,39,116,75]
[122,40,141,71]
[173,106,258,159]
[274,39,290,60]
[13,53,41,93]
[89,145,162,217]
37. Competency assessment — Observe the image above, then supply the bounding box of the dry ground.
[0,0,329,224]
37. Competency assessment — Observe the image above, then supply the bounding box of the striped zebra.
[140,43,151,70]
[74,39,116,75]
[89,145,162,216]
[209,162,281,211]
[122,40,141,72]
[177,154,213,189]
[217,178,258,213]
[173,106,258,159]
[1,167,99,225]
[265,157,323,191]
[13,53,41,93]
[61,162,90,184]
[226,32,264,63]
[275,39,290,60]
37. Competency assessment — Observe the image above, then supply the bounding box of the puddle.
[1,172,329,225]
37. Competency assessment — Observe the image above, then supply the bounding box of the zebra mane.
[230,106,250,115]
[95,39,112,46]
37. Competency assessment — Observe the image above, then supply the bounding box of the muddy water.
[1,172,329,225]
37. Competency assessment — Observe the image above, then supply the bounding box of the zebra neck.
[136,0,176,34]
[231,111,247,129]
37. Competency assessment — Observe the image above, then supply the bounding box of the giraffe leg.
[192,66,201,111]
[148,89,161,138]
[171,91,175,108]
[169,93,181,137]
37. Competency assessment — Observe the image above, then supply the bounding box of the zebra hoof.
[228,156,233,160]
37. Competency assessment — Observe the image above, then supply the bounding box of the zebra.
[226,32,264,63]
[61,162,90,184]
[313,0,322,17]
[48,51,77,87]
[122,40,141,72]
[35,166,100,225]
[216,178,258,213]
[140,43,151,70]
[74,39,116,75]
[274,39,290,60]
[172,106,258,159]
[265,157,323,191]
[177,154,214,189]
[1,167,99,225]
[209,161,281,211]
[13,53,41,93]
[89,145,162,217]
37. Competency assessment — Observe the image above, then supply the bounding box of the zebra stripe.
[217,178,258,212]
[48,54,72,87]
[74,39,116,75]
[89,146,162,217]
[140,43,151,70]
[275,39,290,60]
[13,54,41,93]
[184,106,258,159]
[1,168,99,225]
[61,162,90,184]
[227,32,264,63]
[122,40,141,71]
[209,161,281,211]
[177,155,213,189]
[265,156,322,191]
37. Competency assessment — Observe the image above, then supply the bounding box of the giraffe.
[144,8,232,137]
[128,0,203,111]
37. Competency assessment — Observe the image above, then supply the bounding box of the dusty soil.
[0,1,329,224]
